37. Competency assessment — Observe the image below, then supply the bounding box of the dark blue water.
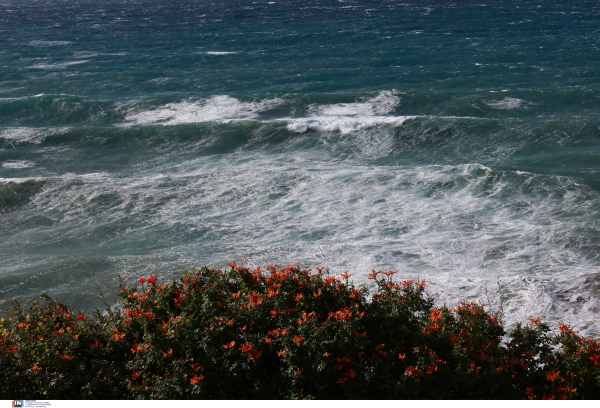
[2,0,600,334]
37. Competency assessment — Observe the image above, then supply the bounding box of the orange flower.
[293,336,304,346]
[547,370,560,382]
[131,344,144,353]
[232,293,242,301]
[425,365,437,375]
[248,291,263,307]
[356,332,367,337]
[337,377,348,384]
[324,352,331,357]
[399,354,406,361]
[218,318,234,327]
[313,289,322,298]
[383,269,397,277]
[344,369,356,378]
[376,344,385,350]
[31,364,42,372]
[190,375,205,385]
[294,369,303,376]
[530,317,541,326]
[429,309,443,322]
[189,363,202,372]
[131,373,142,380]
[341,271,352,280]
[295,294,303,302]
[277,349,286,357]
[223,341,236,350]
[113,333,126,341]
[379,351,388,357]
[265,338,275,345]
[368,270,379,280]
[59,354,72,361]
[163,349,173,357]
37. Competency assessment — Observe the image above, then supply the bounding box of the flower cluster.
[1,263,599,399]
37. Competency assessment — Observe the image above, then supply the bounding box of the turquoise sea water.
[2,0,600,334]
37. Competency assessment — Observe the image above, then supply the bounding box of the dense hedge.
[1,263,599,399]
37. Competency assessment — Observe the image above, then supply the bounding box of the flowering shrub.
[1,263,600,399]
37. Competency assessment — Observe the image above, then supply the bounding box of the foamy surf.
[123,95,285,126]
[287,115,415,133]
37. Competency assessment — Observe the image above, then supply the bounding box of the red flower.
[131,373,142,380]
[141,380,148,388]
[356,332,367,337]
[248,291,263,307]
[399,354,406,361]
[265,338,275,345]
[190,375,205,385]
[376,344,385,350]
[429,309,443,322]
[147,276,157,285]
[131,344,144,353]
[344,370,356,378]
[547,370,560,382]
[294,369,303,376]
[383,269,397,277]
[91,338,99,348]
[59,354,72,361]
[293,336,304,346]
[140,278,146,285]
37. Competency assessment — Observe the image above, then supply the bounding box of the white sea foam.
[203,51,239,55]
[0,128,46,144]
[287,115,414,134]
[28,40,73,47]
[485,97,531,110]
[123,95,284,126]
[28,60,90,69]
[2,161,35,169]
[287,91,412,133]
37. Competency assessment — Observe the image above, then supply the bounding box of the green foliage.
[1,263,599,399]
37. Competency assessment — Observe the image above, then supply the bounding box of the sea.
[2,0,600,336]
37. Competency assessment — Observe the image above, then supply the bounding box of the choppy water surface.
[2,0,600,335]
